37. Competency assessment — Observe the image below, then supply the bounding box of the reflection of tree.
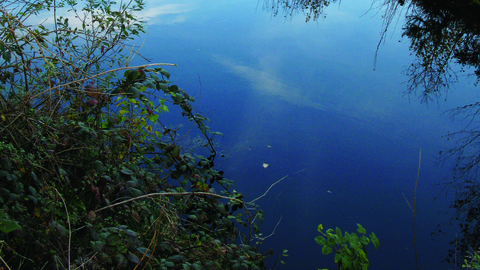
[399,0,480,102]
[262,0,480,101]
[263,0,480,266]
[400,0,480,264]
[439,103,480,264]
[262,0,336,22]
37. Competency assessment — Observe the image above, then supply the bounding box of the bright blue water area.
[131,0,478,268]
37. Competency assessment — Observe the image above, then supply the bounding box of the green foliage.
[315,223,380,270]
[0,0,269,269]
[463,247,480,269]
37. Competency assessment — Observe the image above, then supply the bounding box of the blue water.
[131,0,478,268]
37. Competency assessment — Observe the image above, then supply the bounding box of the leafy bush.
[0,0,268,269]
[315,223,380,270]
[463,247,480,269]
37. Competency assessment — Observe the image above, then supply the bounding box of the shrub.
[0,1,268,269]
[315,223,380,270]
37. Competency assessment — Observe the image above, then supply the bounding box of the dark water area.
[131,0,479,268]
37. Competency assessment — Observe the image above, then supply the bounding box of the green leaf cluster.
[463,247,480,269]
[315,223,380,270]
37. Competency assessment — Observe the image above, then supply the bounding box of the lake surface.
[133,0,478,268]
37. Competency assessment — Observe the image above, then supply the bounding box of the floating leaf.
[262,163,269,169]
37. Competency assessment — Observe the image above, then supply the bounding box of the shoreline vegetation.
[0,1,272,269]
[2,0,480,269]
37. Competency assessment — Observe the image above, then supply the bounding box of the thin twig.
[402,149,421,270]
[30,63,178,100]
[53,187,71,270]
[413,148,421,270]
[0,243,12,270]
[94,191,243,213]
[249,175,288,204]
[455,233,457,270]
[256,216,282,241]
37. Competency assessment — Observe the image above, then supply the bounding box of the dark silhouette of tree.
[399,0,480,102]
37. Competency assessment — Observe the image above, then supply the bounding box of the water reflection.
[262,0,480,267]
[135,0,480,268]
[212,54,339,112]
[262,0,337,22]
